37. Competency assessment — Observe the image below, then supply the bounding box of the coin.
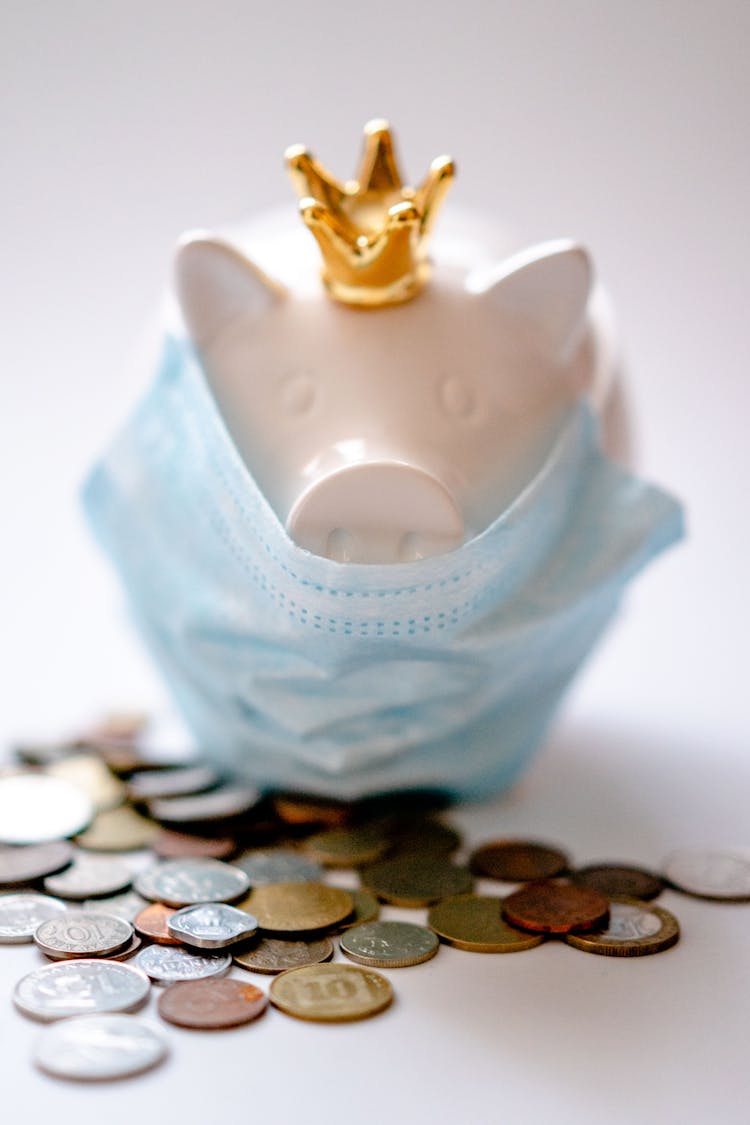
[361,855,473,907]
[387,818,462,857]
[128,765,220,802]
[0,893,68,943]
[0,841,73,887]
[82,890,149,923]
[105,933,143,961]
[233,936,334,974]
[147,784,260,825]
[75,805,159,852]
[502,882,610,934]
[469,840,569,882]
[272,792,352,828]
[571,863,664,901]
[235,848,324,885]
[14,959,151,1021]
[335,888,380,931]
[135,858,249,906]
[302,824,391,868]
[239,882,353,934]
[167,903,259,948]
[427,894,546,952]
[152,830,237,860]
[34,912,134,959]
[269,963,393,1023]
[662,848,750,901]
[47,754,126,812]
[33,1014,168,1080]
[340,920,439,968]
[564,897,680,957]
[158,978,268,1029]
[135,902,182,945]
[77,711,150,747]
[134,944,232,984]
[44,853,133,900]
[0,774,94,844]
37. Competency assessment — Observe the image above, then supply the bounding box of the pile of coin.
[1,712,749,1081]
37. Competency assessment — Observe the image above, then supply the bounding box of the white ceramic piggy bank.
[173,120,627,563]
[85,121,681,799]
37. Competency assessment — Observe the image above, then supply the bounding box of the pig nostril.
[326,528,356,562]
[398,532,425,562]
[280,372,316,416]
[438,374,475,419]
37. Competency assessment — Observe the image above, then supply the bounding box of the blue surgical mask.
[82,336,683,800]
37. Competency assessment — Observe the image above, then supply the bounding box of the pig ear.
[174,233,286,348]
[468,240,592,360]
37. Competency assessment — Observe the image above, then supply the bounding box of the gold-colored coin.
[361,855,473,907]
[47,754,125,812]
[238,882,354,934]
[427,894,545,953]
[269,963,393,1022]
[564,896,680,957]
[302,824,390,868]
[75,806,159,852]
[335,888,380,931]
[272,793,352,828]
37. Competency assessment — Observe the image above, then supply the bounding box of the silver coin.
[167,903,259,949]
[133,943,231,983]
[33,1014,168,1080]
[34,912,133,958]
[340,920,440,967]
[662,848,750,901]
[44,853,133,900]
[135,858,249,906]
[0,893,68,944]
[128,765,220,802]
[14,959,151,1021]
[235,849,324,885]
[0,841,74,886]
[147,784,260,825]
[82,890,149,923]
[0,774,94,844]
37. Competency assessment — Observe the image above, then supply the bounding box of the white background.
[1,2,749,1122]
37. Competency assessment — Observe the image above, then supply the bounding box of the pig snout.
[286,461,464,563]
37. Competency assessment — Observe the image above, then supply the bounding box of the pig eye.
[279,369,317,416]
[437,374,478,420]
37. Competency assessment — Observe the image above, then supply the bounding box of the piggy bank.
[173,120,628,563]
[84,121,682,799]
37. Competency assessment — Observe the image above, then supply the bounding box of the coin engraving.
[14,959,151,1021]
[269,963,393,1022]
[133,944,232,983]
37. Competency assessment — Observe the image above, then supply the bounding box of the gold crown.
[285,119,455,308]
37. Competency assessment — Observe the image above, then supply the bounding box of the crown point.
[286,121,455,307]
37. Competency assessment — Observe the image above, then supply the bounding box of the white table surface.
[1,2,748,1121]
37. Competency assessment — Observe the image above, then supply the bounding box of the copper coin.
[571,863,664,901]
[272,792,352,828]
[0,842,73,887]
[157,978,267,1029]
[152,831,237,861]
[134,903,182,945]
[469,840,569,882]
[233,936,334,974]
[502,882,610,934]
[361,855,473,908]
